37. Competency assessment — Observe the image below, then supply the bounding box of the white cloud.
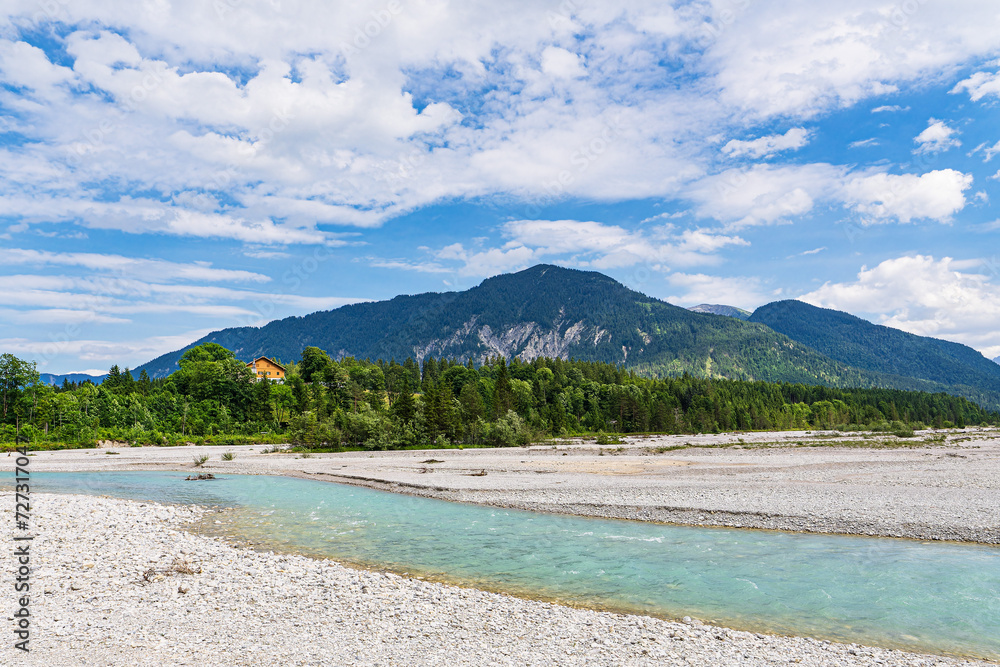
[0,328,218,369]
[790,247,827,258]
[689,163,843,228]
[665,273,775,310]
[540,47,587,79]
[981,140,1000,162]
[849,138,879,148]
[842,169,972,223]
[721,128,811,159]
[871,105,908,113]
[689,164,974,228]
[704,1,1000,118]
[0,248,269,283]
[377,219,751,278]
[799,255,1000,358]
[1,0,998,243]
[499,219,748,272]
[952,69,1000,101]
[913,118,961,154]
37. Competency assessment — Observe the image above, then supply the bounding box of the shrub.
[221,451,235,461]
[193,454,209,467]
[595,431,623,445]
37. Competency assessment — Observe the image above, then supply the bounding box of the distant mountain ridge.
[750,300,1000,410]
[39,372,107,386]
[133,265,1000,410]
[687,304,751,320]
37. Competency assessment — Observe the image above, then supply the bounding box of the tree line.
[0,345,994,451]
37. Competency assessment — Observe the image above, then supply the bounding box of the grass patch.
[221,451,235,461]
[192,454,209,467]
[648,445,690,453]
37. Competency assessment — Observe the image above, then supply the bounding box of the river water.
[27,471,1000,660]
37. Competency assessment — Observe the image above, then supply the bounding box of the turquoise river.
[25,471,1000,660]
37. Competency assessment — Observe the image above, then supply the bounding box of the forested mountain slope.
[750,300,1000,409]
[135,265,1000,409]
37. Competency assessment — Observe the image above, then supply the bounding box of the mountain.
[134,265,1000,409]
[750,300,1000,410]
[688,304,751,320]
[39,372,107,386]
[994,356,1000,365]
[137,265,879,387]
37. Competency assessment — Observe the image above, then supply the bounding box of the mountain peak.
[688,304,751,320]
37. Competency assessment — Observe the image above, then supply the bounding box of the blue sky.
[2,0,1000,373]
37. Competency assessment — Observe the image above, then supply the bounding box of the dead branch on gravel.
[137,558,202,585]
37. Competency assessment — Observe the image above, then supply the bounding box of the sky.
[2,0,1000,374]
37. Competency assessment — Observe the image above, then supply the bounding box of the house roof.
[247,356,285,371]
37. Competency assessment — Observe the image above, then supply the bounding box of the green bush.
[595,431,623,445]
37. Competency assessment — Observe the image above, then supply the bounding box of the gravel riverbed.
[4,430,999,664]
[1,492,993,666]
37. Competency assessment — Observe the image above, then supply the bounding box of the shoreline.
[2,491,995,666]
[284,468,999,546]
[13,427,1000,545]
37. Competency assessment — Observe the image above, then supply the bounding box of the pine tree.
[492,358,513,419]
[390,378,416,425]
[138,369,152,395]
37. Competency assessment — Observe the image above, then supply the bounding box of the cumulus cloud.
[913,118,961,154]
[721,128,811,159]
[689,164,973,228]
[842,169,972,223]
[688,164,843,228]
[799,255,1000,358]
[540,46,587,79]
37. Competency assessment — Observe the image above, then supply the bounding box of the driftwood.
[184,473,216,481]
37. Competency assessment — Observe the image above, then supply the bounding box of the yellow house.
[247,357,286,383]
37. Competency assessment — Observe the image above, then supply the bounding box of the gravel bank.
[2,492,993,666]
